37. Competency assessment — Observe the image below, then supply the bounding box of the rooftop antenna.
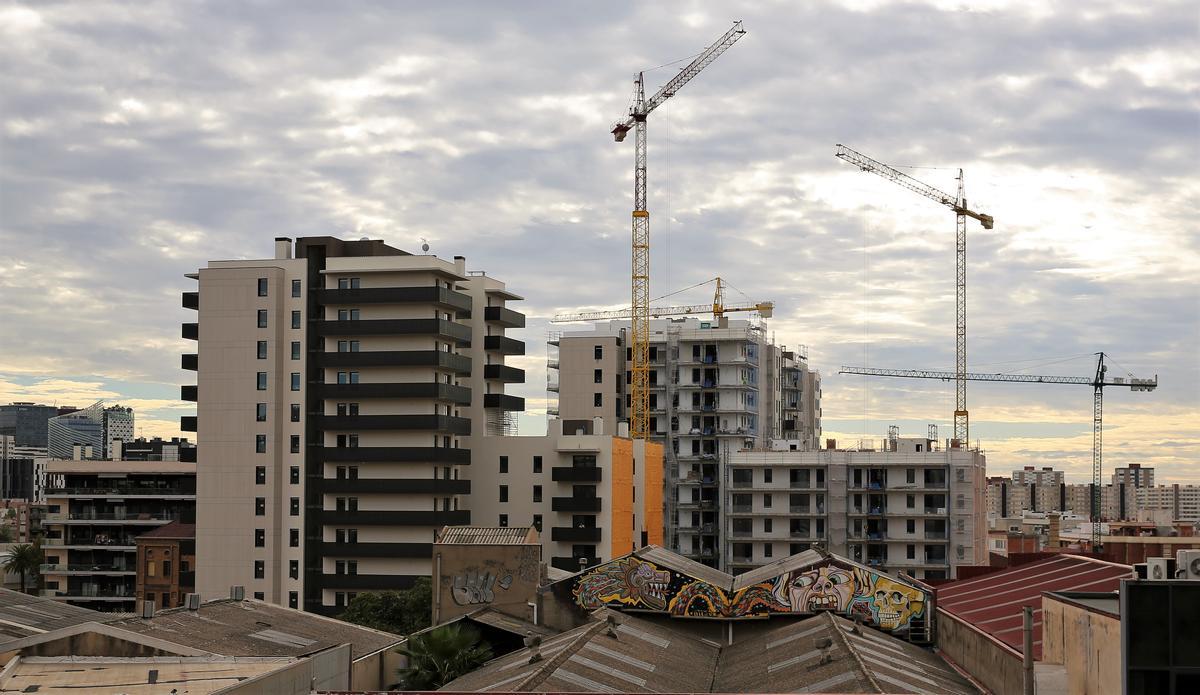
[420,237,430,254]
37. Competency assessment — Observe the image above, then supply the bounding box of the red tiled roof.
[936,554,1131,659]
[136,521,195,540]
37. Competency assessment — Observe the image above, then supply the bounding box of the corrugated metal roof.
[634,545,732,588]
[731,549,826,590]
[0,589,108,642]
[936,554,1132,659]
[436,526,536,545]
[136,521,195,539]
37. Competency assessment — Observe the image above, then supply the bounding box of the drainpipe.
[1023,606,1034,695]
[433,553,441,625]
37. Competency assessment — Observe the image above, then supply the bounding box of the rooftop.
[135,520,195,540]
[0,656,297,694]
[936,554,1132,658]
[437,526,539,545]
[0,588,108,642]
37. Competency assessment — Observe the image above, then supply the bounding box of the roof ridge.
[827,612,883,693]
[512,615,609,691]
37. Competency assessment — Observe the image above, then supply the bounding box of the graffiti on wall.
[452,569,514,606]
[569,557,927,633]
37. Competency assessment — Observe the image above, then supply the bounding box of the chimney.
[453,255,466,277]
[617,422,630,438]
[73,444,83,461]
[110,438,122,461]
[826,438,836,451]
[593,416,604,437]
[274,237,292,260]
[1048,512,1061,547]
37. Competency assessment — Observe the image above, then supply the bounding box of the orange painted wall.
[642,440,664,547]
[610,437,634,557]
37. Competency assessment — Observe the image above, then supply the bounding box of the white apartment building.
[723,435,987,580]
[549,317,820,567]
[185,236,525,614]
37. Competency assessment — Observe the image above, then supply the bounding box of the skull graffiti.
[869,581,925,630]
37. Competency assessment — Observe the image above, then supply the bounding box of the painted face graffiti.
[777,566,854,612]
[572,557,673,611]
[869,582,925,630]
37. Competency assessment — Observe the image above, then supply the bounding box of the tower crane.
[839,353,1158,549]
[835,144,993,447]
[613,21,746,440]
[551,277,772,323]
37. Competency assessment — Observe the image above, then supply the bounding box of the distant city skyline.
[1,1,1196,482]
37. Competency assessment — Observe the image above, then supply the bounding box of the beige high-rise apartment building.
[185,237,524,614]
[549,317,820,567]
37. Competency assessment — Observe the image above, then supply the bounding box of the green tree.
[396,623,493,690]
[3,543,43,594]
[0,526,14,543]
[339,577,431,635]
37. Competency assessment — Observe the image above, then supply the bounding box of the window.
[335,592,346,608]
[290,497,300,516]
[336,371,359,384]
[289,591,299,609]
[289,528,299,547]
[499,485,508,503]
[764,469,773,484]
[907,468,916,484]
[594,368,603,384]
[258,278,268,296]
[255,498,265,516]
[499,456,508,474]
[533,485,542,503]
[254,592,265,600]
[255,529,265,547]
[594,393,602,407]
[764,518,773,533]
[257,340,268,359]
[290,466,300,485]
[499,513,508,527]
[257,309,268,328]
[907,544,916,559]
[337,308,361,321]
[763,544,773,558]
[290,435,300,453]
[906,519,916,534]
[594,345,603,359]
[255,435,267,453]
[907,494,916,509]
[147,560,157,577]
[337,340,360,352]
[256,372,267,390]
[533,514,542,532]
[292,279,301,297]
[290,404,301,422]
[254,561,265,579]
[289,560,299,579]
[255,466,266,485]
[347,561,358,575]
[337,277,361,289]
[533,456,542,474]
[290,373,301,391]
[291,341,301,360]
[291,310,301,329]
[763,493,772,509]
[256,403,267,421]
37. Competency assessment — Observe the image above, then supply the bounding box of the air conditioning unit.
[1147,557,1173,581]
[1177,550,1200,580]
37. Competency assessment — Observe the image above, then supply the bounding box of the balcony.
[483,335,525,355]
[314,286,472,313]
[57,512,181,524]
[315,446,470,465]
[180,448,197,463]
[315,414,471,435]
[551,496,602,512]
[316,350,471,374]
[315,382,471,404]
[551,467,602,483]
[320,573,422,591]
[321,510,471,526]
[484,364,525,383]
[483,393,525,411]
[181,291,198,310]
[550,556,600,573]
[730,505,753,514]
[181,322,198,340]
[320,478,470,495]
[316,542,432,558]
[551,527,602,543]
[180,415,196,432]
[180,384,197,402]
[314,319,471,345]
[40,564,134,575]
[46,486,195,498]
[181,353,197,371]
[484,306,525,328]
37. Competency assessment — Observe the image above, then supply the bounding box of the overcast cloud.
[1,0,1196,482]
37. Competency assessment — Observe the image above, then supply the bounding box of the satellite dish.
[420,237,430,254]
[359,236,370,242]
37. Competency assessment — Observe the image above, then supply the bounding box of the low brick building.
[134,521,195,610]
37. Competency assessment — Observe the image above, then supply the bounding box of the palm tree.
[3,543,43,594]
[396,623,493,690]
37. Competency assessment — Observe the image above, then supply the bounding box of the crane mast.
[840,355,1158,548]
[835,144,993,447]
[613,21,746,440]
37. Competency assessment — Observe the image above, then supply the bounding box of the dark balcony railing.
[483,393,525,411]
[483,364,525,383]
[321,510,471,526]
[550,556,600,573]
[41,564,132,573]
[551,496,602,512]
[483,306,525,329]
[181,323,198,340]
[315,446,470,465]
[180,415,196,432]
[483,335,525,355]
[315,382,471,404]
[181,291,198,310]
[551,527,602,543]
[180,448,197,463]
[314,319,471,345]
[314,286,472,312]
[315,414,471,435]
[316,541,432,558]
[319,478,470,495]
[551,467,602,483]
[63,511,180,522]
[315,350,471,373]
[181,353,198,371]
[47,486,195,497]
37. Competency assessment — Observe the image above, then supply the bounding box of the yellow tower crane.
[551,277,773,323]
[612,21,746,439]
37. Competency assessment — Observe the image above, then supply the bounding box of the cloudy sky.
[2,0,1196,482]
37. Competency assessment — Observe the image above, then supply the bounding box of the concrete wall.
[350,644,406,691]
[219,644,351,694]
[936,608,1025,695]
[1041,596,1120,695]
[433,543,542,625]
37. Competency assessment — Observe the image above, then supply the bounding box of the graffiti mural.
[567,555,928,634]
[451,569,515,606]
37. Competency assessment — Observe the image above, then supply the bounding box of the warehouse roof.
[441,609,977,693]
[0,655,298,694]
[936,554,1132,658]
[0,588,109,641]
[437,526,539,545]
